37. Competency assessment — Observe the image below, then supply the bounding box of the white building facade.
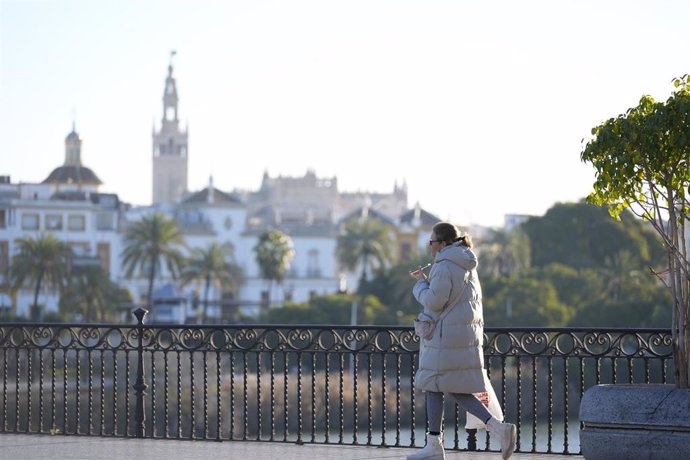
[0,127,124,318]
[0,59,442,323]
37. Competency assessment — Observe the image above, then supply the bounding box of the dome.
[65,130,80,142]
[42,165,102,185]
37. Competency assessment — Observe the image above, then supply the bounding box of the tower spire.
[163,50,179,125]
[152,51,189,204]
[65,122,82,166]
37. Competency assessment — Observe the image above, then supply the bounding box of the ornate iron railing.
[0,312,674,455]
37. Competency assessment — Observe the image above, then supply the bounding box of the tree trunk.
[202,276,211,324]
[86,295,93,323]
[668,204,689,389]
[33,270,44,320]
[146,265,156,313]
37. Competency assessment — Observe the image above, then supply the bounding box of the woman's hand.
[409,264,429,281]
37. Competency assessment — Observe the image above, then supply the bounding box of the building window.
[68,215,86,231]
[69,242,89,257]
[45,214,63,231]
[0,241,8,285]
[96,212,114,230]
[284,287,294,303]
[97,242,110,275]
[307,249,321,277]
[0,209,6,228]
[21,214,39,230]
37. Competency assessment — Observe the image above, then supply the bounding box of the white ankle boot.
[486,417,517,459]
[406,433,445,460]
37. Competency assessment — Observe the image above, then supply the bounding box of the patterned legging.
[426,391,492,433]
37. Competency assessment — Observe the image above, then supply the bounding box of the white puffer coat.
[412,241,486,394]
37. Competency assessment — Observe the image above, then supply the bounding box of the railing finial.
[133,307,148,325]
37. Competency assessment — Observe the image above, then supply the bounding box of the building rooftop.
[181,186,244,206]
[43,164,102,185]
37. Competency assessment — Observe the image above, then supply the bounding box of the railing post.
[466,428,477,451]
[132,307,149,438]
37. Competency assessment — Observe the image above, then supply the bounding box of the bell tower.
[152,51,188,204]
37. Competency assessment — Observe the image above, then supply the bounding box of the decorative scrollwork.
[647,331,673,357]
[551,332,581,356]
[0,324,672,361]
[152,328,177,350]
[341,329,373,352]
[485,331,517,355]
[398,330,420,351]
[371,330,397,352]
[314,329,340,351]
[31,327,54,347]
[582,331,615,356]
[231,328,260,351]
[77,327,104,349]
[179,328,206,350]
[518,331,550,356]
[104,328,125,349]
[285,328,315,351]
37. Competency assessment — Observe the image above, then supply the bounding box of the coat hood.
[434,242,477,271]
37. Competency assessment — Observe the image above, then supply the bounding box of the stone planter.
[580,384,690,460]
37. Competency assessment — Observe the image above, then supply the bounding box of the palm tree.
[180,242,242,323]
[121,212,185,310]
[253,229,294,307]
[10,234,72,319]
[59,264,131,322]
[336,217,395,291]
[479,228,531,278]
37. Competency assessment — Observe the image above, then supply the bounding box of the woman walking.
[408,222,516,460]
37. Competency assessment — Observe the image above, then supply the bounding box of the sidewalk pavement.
[0,433,584,460]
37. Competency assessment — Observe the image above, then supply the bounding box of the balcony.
[0,318,672,457]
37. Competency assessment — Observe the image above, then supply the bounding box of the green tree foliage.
[257,293,388,325]
[521,202,665,270]
[336,217,395,288]
[253,229,294,306]
[466,207,670,329]
[478,227,531,278]
[10,234,72,319]
[245,199,671,331]
[59,265,131,322]
[483,276,573,327]
[571,282,671,328]
[121,212,185,309]
[360,255,430,325]
[532,263,603,309]
[581,75,690,387]
[180,242,242,323]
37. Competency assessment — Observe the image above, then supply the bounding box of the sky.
[2,0,690,228]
